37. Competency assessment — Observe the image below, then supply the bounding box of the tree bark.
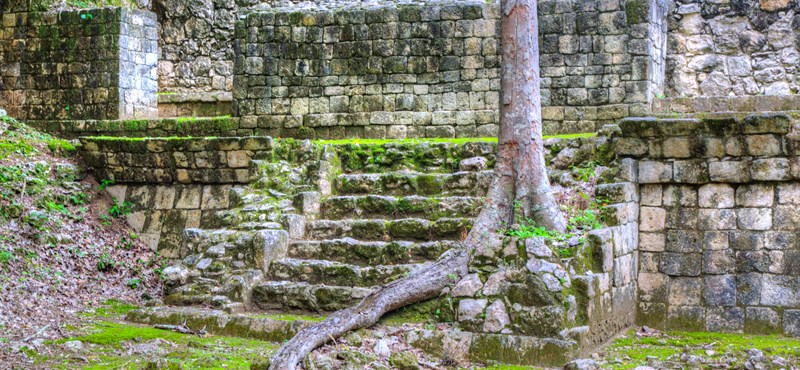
[268,1,565,368]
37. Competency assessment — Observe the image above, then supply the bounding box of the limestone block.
[638,161,672,183]
[457,299,487,321]
[736,208,772,231]
[639,207,666,232]
[709,161,750,183]
[736,184,774,207]
[706,307,744,333]
[751,158,790,181]
[669,277,703,306]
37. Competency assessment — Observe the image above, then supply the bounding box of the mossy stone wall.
[0,7,158,121]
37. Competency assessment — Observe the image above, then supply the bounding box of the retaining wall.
[617,113,800,335]
[231,0,668,138]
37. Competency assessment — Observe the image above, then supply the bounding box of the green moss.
[606,329,800,370]
[625,0,648,24]
[50,321,278,370]
[80,299,138,318]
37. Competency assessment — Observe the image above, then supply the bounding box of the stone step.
[321,195,482,220]
[233,221,283,231]
[269,258,422,287]
[288,238,456,265]
[251,281,374,312]
[335,171,492,197]
[306,217,472,241]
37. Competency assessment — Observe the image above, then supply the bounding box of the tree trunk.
[268,1,565,368]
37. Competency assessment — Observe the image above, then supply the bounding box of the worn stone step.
[269,258,422,287]
[288,238,456,265]
[335,171,492,197]
[233,221,283,230]
[306,217,472,241]
[251,281,374,312]
[321,195,482,220]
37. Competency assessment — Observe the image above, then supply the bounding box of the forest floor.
[0,116,163,366]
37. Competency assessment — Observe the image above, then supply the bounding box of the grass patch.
[606,330,800,369]
[50,321,278,369]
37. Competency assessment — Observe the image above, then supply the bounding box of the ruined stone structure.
[618,114,800,336]
[9,0,800,366]
[0,5,158,121]
[6,0,800,138]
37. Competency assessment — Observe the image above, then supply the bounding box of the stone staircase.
[251,164,493,312]
[163,140,497,314]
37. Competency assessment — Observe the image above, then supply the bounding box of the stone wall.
[0,7,158,121]
[231,0,668,138]
[667,0,800,97]
[232,1,501,139]
[617,113,800,335]
[79,136,274,183]
[152,0,237,94]
[80,136,275,256]
[537,0,665,134]
[33,116,240,139]
[106,183,234,257]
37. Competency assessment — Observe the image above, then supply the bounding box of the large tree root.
[268,248,471,370]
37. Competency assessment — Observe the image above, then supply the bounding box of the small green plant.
[0,249,14,265]
[118,233,138,250]
[567,209,603,232]
[125,278,141,289]
[96,253,116,272]
[108,198,133,218]
[69,192,89,205]
[100,214,112,227]
[98,179,115,191]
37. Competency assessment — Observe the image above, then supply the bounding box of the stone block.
[673,160,709,183]
[698,184,734,208]
[735,184,774,207]
[709,161,750,183]
[640,185,663,206]
[667,306,705,331]
[638,273,668,303]
[736,273,763,306]
[706,307,744,333]
[698,209,737,230]
[704,275,736,306]
[751,158,790,181]
[745,307,781,334]
[745,134,783,157]
[659,252,702,276]
[773,205,800,230]
[666,230,702,253]
[777,184,800,204]
[637,302,667,329]
[783,310,800,336]
[662,185,697,206]
[703,250,735,274]
[638,161,672,183]
[662,137,693,158]
[640,232,665,252]
[639,207,666,232]
[736,208,772,230]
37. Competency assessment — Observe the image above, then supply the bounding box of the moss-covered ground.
[29,299,800,370]
[27,300,280,369]
[477,328,800,369]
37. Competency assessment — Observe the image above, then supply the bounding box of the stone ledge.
[125,306,313,342]
[158,92,234,104]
